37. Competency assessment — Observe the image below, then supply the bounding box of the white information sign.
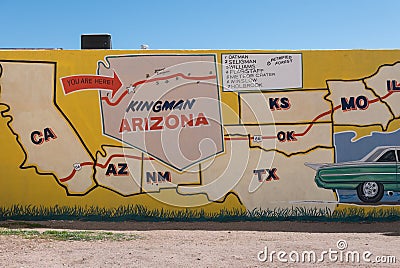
[222,53,303,91]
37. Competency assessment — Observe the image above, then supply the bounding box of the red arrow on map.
[60,71,122,97]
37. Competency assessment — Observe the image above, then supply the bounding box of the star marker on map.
[126,84,136,94]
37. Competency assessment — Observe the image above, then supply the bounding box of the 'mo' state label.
[98,55,224,171]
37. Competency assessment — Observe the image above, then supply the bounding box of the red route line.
[225,90,395,141]
[292,91,393,137]
[224,137,248,141]
[292,105,341,137]
[62,89,394,181]
[60,154,153,183]
[370,90,393,104]
[101,73,217,106]
[102,91,128,106]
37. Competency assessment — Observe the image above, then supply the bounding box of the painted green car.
[305,146,400,203]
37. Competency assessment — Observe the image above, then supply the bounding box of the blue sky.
[2,0,400,50]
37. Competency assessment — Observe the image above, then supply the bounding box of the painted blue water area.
[334,130,400,204]
[337,189,400,204]
[334,129,400,162]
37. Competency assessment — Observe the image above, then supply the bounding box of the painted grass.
[0,228,139,241]
[0,204,399,222]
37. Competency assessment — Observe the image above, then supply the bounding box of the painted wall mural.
[1,50,400,220]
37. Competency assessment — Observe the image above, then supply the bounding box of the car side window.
[377,150,396,162]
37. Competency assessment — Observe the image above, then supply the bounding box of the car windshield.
[363,148,387,162]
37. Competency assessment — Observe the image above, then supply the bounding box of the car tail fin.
[304,162,326,170]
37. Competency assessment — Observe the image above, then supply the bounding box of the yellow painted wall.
[0,49,399,219]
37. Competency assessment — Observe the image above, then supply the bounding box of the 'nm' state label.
[221,53,302,91]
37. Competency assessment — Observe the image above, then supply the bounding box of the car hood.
[304,160,365,171]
